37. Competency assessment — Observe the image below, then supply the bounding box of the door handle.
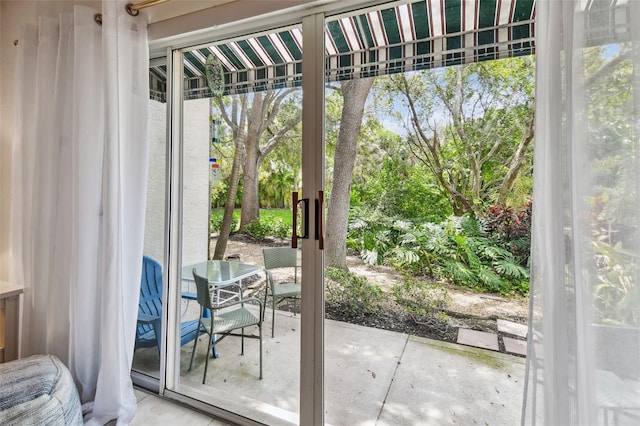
[292,191,309,248]
[315,190,324,250]
[292,191,298,248]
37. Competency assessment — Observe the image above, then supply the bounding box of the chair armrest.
[215,296,263,310]
[137,313,160,324]
[182,292,197,300]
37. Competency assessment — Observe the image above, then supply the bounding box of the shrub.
[242,220,270,240]
[265,216,290,239]
[391,279,450,319]
[421,217,530,295]
[242,216,290,240]
[210,210,238,233]
[346,212,530,295]
[482,201,532,263]
[355,160,452,222]
[347,206,410,265]
[325,267,384,315]
[592,238,639,326]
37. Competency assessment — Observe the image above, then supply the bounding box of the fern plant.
[346,209,530,295]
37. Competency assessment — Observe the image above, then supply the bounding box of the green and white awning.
[148,0,631,101]
[324,0,535,80]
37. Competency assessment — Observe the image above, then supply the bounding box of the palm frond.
[443,259,478,285]
[477,267,505,291]
[362,249,380,265]
[493,259,529,278]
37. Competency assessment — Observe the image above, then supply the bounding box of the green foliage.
[391,279,450,318]
[325,267,384,315]
[380,56,535,215]
[347,206,402,265]
[259,164,297,209]
[347,209,530,295]
[242,215,290,240]
[210,209,239,233]
[354,159,451,221]
[592,237,639,326]
[417,217,529,294]
[211,209,291,239]
[582,44,639,327]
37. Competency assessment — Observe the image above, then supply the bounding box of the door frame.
[300,12,325,426]
[149,2,381,423]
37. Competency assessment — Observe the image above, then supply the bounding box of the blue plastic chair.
[136,256,202,356]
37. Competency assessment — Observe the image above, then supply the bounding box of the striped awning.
[148,0,631,102]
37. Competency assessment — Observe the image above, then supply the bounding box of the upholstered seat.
[0,354,83,425]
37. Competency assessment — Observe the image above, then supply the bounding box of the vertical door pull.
[292,191,298,248]
[316,190,324,250]
[292,191,309,249]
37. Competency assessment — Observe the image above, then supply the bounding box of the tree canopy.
[381,56,535,215]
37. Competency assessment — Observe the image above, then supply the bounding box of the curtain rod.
[94,0,170,25]
[12,0,167,44]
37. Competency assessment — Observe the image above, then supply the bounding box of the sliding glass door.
[131,57,169,390]
[162,22,311,425]
[144,0,540,424]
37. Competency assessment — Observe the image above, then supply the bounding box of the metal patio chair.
[262,246,302,337]
[188,269,263,384]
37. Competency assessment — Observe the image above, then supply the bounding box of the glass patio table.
[181,260,263,303]
[181,260,264,358]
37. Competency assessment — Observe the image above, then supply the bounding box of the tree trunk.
[325,78,374,270]
[213,136,244,260]
[240,133,260,229]
[237,90,300,230]
[497,111,535,204]
[240,94,265,229]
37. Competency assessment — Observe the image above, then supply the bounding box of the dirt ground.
[216,234,529,345]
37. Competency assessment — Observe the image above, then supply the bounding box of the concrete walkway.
[171,310,526,425]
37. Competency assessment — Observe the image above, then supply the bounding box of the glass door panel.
[322,1,533,424]
[323,3,410,424]
[131,57,169,385]
[171,24,304,425]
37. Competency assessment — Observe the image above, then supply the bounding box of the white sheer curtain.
[10,2,148,424]
[524,0,640,425]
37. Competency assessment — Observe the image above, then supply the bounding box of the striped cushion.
[0,354,83,425]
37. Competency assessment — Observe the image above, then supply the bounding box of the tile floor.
[130,388,231,425]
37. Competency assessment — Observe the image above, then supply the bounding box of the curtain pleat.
[524,1,640,424]
[10,2,148,424]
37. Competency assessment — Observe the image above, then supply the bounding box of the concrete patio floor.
[133,309,526,425]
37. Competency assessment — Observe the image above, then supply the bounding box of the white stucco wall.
[181,98,210,266]
[144,98,210,267]
[144,100,168,263]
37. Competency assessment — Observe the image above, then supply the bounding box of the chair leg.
[189,323,201,371]
[259,322,263,380]
[271,297,276,338]
[262,286,268,321]
[203,332,214,385]
[241,327,245,355]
